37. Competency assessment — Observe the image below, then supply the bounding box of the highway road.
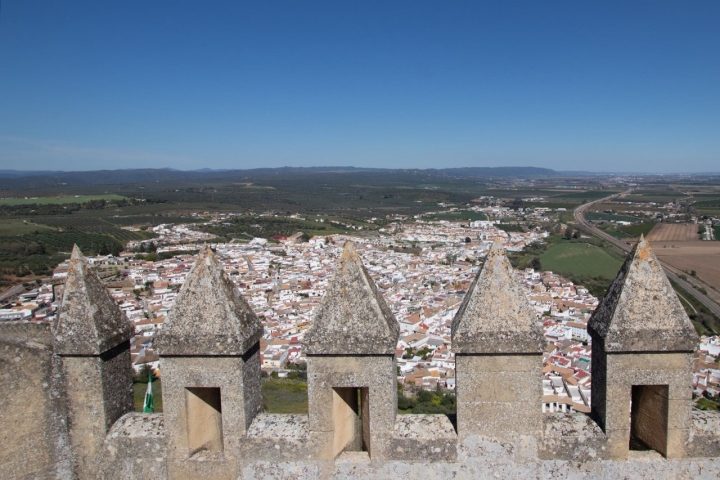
[574,190,720,318]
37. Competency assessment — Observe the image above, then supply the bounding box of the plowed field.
[646,224,698,242]
[650,241,720,298]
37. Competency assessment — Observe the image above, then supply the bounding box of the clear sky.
[0,1,718,173]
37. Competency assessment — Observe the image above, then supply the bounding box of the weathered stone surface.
[103,413,168,479]
[390,414,457,461]
[156,246,263,356]
[540,412,608,460]
[242,414,318,461]
[108,412,165,438]
[456,353,542,439]
[247,414,309,439]
[306,355,397,460]
[588,236,699,352]
[161,351,262,479]
[54,245,133,355]
[63,341,135,477]
[451,238,544,354]
[303,242,399,355]
[0,323,74,480]
[592,350,695,459]
[236,441,720,479]
[688,410,720,457]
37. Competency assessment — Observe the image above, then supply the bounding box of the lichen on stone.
[303,242,399,355]
[588,236,699,352]
[53,245,133,355]
[156,246,262,356]
[451,238,544,354]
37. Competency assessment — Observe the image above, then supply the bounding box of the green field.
[262,379,308,413]
[0,194,126,206]
[540,243,624,279]
[601,227,632,239]
[618,221,656,237]
[620,194,682,204]
[692,199,720,208]
[0,219,55,236]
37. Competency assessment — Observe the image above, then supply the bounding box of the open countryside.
[0,219,55,236]
[0,194,126,206]
[651,242,720,300]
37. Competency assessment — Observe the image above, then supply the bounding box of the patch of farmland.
[646,224,698,242]
[585,212,639,222]
[0,219,55,236]
[0,194,126,206]
[540,243,624,279]
[652,243,720,295]
[618,221,656,238]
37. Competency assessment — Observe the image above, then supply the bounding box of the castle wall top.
[303,242,399,355]
[588,236,699,352]
[53,245,133,355]
[155,246,262,356]
[451,238,544,354]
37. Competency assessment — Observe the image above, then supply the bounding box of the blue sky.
[0,1,718,173]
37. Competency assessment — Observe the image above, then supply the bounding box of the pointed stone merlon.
[588,237,699,459]
[451,239,544,440]
[451,238,544,354]
[588,235,698,352]
[303,241,399,355]
[52,245,134,478]
[156,246,263,356]
[156,247,264,473]
[303,242,401,460]
[53,245,133,355]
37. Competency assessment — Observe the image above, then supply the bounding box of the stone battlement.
[2,240,720,479]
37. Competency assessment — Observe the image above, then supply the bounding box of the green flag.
[143,371,154,413]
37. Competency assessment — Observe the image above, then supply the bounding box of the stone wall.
[0,322,74,480]
[2,241,720,479]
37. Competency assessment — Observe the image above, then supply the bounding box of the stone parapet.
[3,238,720,478]
[390,414,457,461]
[103,413,168,478]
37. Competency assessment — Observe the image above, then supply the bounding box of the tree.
[397,394,416,411]
[417,389,433,404]
[531,257,542,271]
[133,364,154,383]
[464,236,471,243]
[564,227,573,240]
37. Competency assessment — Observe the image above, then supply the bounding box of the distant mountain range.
[0,166,568,188]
